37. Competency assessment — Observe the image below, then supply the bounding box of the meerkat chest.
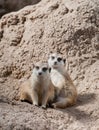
[30,76,50,94]
[51,70,65,89]
[37,81,50,94]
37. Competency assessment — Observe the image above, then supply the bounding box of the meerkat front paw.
[41,105,46,109]
[52,103,57,109]
[33,102,38,107]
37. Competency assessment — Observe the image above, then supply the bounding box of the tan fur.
[20,62,55,109]
[48,53,77,109]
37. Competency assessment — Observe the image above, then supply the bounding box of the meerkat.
[20,62,55,109]
[48,53,77,109]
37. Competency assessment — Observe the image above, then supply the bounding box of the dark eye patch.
[35,66,39,70]
[42,67,48,72]
[57,57,62,62]
[51,56,55,60]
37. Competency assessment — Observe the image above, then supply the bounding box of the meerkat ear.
[63,59,66,64]
[33,63,35,68]
[50,51,53,54]
[48,54,51,60]
[49,68,51,73]
[49,51,53,57]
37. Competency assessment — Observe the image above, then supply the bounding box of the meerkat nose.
[54,61,57,65]
[38,72,42,75]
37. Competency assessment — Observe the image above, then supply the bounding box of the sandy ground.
[0,88,99,130]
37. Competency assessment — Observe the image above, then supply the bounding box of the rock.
[0,0,41,17]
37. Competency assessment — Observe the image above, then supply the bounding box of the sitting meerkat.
[48,53,77,109]
[20,62,55,109]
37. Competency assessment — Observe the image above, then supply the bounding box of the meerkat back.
[20,79,33,103]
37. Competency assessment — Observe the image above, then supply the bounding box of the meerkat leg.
[20,92,27,101]
[41,91,49,109]
[32,90,38,106]
[52,97,72,109]
[52,100,66,109]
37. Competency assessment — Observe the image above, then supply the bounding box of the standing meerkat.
[48,53,77,109]
[20,62,55,109]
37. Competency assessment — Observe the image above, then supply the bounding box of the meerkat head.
[33,62,51,79]
[48,53,66,69]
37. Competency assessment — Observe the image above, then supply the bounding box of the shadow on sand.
[57,93,96,121]
[0,96,10,103]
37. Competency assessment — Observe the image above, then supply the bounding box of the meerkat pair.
[20,53,77,109]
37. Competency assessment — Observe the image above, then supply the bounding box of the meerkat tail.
[20,92,33,103]
[52,97,75,109]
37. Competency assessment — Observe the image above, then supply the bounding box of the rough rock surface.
[0,0,99,129]
[0,0,41,17]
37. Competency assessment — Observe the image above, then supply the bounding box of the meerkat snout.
[54,61,57,65]
[38,72,42,75]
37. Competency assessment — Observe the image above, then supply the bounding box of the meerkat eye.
[51,56,55,60]
[57,57,62,62]
[42,67,48,72]
[35,66,39,70]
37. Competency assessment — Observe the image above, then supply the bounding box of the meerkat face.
[48,53,66,69]
[33,62,50,79]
